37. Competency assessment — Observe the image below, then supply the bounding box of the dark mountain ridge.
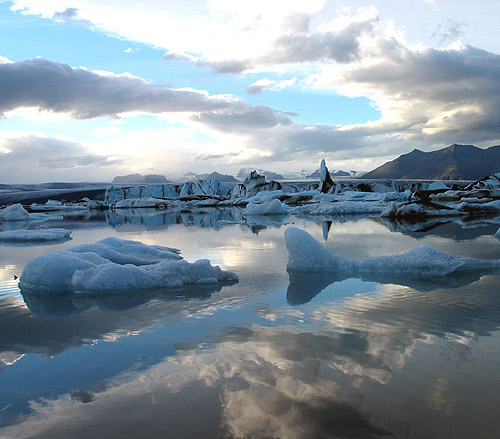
[363,144,500,180]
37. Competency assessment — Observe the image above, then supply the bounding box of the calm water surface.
[1,210,500,438]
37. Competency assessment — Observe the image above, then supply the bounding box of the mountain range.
[363,144,500,180]
[112,174,169,184]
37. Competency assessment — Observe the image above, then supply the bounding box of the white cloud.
[246,77,297,94]
[92,126,122,138]
[3,1,500,178]
[0,131,124,182]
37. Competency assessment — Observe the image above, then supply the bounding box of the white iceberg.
[0,203,63,223]
[0,228,72,242]
[66,236,182,265]
[20,236,238,293]
[113,197,169,209]
[285,227,500,275]
[30,200,88,212]
[427,181,449,191]
[243,199,290,215]
[0,203,31,221]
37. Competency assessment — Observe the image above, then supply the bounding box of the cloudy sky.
[1,0,499,183]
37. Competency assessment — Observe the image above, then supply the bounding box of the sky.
[0,0,499,183]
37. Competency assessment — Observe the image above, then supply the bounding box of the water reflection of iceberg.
[105,207,292,232]
[105,208,246,229]
[381,216,500,240]
[286,267,498,304]
[20,282,231,317]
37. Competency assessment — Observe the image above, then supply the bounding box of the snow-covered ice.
[66,236,181,265]
[285,227,500,275]
[19,236,238,293]
[0,228,72,243]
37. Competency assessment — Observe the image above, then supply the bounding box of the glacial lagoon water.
[1,209,500,438]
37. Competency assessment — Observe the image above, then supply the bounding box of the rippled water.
[1,210,500,438]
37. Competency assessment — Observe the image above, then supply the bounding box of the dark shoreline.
[0,186,109,206]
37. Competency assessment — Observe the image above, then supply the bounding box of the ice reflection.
[105,207,294,234]
[286,265,500,302]
[381,216,500,239]
[105,207,245,229]
[20,282,235,317]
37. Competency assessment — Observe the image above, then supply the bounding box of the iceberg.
[113,197,169,209]
[0,228,72,243]
[243,199,290,215]
[0,203,31,221]
[30,200,89,212]
[19,236,238,293]
[319,159,334,193]
[285,227,500,276]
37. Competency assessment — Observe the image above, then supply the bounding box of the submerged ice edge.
[19,236,238,294]
[285,227,500,276]
[0,228,72,243]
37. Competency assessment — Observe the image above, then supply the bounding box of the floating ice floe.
[0,203,63,223]
[0,228,72,243]
[0,203,31,221]
[243,199,290,215]
[381,201,462,218]
[285,227,500,275]
[30,200,88,212]
[19,236,238,293]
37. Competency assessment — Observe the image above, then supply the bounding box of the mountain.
[184,171,237,182]
[237,168,284,180]
[362,144,500,180]
[307,169,351,178]
[112,174,169,184]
